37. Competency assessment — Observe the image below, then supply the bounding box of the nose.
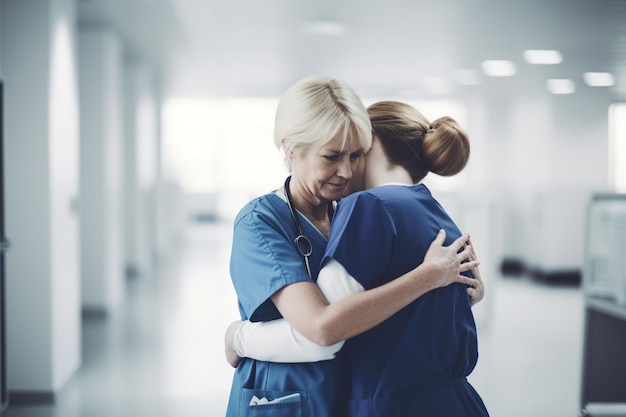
[336,156,353,179]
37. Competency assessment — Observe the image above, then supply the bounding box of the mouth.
[327,182,347,190]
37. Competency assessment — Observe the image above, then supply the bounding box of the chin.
[345,181,364,196]
[324,189,346,202]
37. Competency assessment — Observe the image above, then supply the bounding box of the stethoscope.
[283,175,334,278]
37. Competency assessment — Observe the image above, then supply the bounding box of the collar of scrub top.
[283,175,334,278]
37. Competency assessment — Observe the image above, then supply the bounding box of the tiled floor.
[3,221,586,417]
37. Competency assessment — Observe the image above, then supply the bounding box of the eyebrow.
[322,146,362,153]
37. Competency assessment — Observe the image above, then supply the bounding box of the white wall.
[78,26,125,313]
[461,79,612,274]
[1,0,81,395]
[124,62,160,277]
[49,0,81,391]
[1,0,53,391]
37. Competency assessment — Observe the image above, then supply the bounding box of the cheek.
[294,155,317,175]
[311,162,334,180]
[356,159,365,175]
[351,159,364,181]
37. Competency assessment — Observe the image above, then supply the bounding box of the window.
[163,98,285,194]
[162,98,287,219]
[162,97,468,220]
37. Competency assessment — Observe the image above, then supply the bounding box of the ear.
[370,135,382,153]
[281,140,294,159]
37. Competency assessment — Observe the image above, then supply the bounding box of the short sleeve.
[324,192,397,290]
[230,198,314,322]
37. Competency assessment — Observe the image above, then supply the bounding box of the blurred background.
[1,0,626,416]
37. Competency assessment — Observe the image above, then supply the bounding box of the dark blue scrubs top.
[226,191,344,417]
[324,184,489,417]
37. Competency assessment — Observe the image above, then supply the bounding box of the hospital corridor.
[1,0,626,416]
[3,220,587,417]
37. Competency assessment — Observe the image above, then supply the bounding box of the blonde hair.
[367,101,470,183]
[274,76,372,170]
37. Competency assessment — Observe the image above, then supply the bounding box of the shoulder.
[339,185,439,225]
[373,184,435,208]
[339,185,414,212]
[334,189,395,229]
[234,191,285,227]
[413,183,433,198]
[339,187,387,206]
[336,189,383,216]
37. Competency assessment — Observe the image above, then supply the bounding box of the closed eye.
[350,151,362,162]
[323,153,342,162]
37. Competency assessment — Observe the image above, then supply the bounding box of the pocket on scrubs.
[241,388,306,417]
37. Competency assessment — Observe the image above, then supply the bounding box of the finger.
[456,245,473,262]
[465,259,480,273]
[431,229,446,246]
[449,233,469,252]
[469,246,478,262]
[470,266,482,280]
[459,260,480,272]
[466,245,477,261]
[456,275,476,287]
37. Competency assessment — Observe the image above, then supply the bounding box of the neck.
[284,176,332,236]
[366,166,413,189]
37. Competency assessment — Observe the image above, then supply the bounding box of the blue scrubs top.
[324,184,489,417]
[226,191,345,417]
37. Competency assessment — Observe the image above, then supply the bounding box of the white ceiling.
[78,0,626,100]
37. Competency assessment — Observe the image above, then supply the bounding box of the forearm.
[234,319,343,362]
[274,232,475,346]
[310,262,439,345]
[235,261,438,361]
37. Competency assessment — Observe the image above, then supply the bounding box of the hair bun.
[422,117,470,177]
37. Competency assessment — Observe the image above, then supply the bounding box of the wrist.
[225,320,245,356]
[411,262,439,291]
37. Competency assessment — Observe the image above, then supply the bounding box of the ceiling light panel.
[523,49,563,65]
[481,60,517,77]
[583,72,615,87]
[547,78,576,94]
[301,20,346,36]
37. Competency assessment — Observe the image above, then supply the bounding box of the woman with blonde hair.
[229,100,489,416]
[224,77,481,417]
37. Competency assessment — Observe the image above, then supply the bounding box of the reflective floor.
[3,221,585,417]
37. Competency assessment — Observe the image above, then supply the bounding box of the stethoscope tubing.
[284,176,313,278]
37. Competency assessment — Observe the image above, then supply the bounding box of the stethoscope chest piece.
[293,234,313,257]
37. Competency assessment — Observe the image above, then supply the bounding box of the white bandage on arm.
[234,319,343,363]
